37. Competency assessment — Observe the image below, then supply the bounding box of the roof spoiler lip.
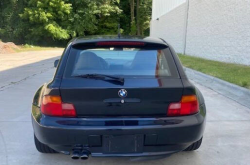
[159,38,169,46]
[71,40,168,48]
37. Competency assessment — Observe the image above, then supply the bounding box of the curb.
[184,67,250,109]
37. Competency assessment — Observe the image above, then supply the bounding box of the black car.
[32,36,206,160]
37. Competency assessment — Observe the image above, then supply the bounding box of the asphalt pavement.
[0,50,250,165]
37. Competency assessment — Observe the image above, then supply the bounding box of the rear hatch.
[60,41,183,117]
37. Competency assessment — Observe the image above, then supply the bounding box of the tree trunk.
[136,0,140,36]
[0,1,4,27]
[130,0,134,23]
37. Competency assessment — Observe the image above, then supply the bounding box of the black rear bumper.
[32,105,206,157]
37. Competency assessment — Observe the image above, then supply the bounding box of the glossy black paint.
[32,36,206,157]
[60,78,184,117]
[32,108,206,156]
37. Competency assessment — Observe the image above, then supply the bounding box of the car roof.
[72,35,168,46]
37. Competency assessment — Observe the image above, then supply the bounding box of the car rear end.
[32,37,206,158]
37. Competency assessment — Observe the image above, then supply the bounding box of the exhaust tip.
[80,151,90,160]
[71,150,81,160]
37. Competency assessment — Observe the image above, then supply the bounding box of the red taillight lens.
[167,95,199,116]
[41,96,76,117]
[96,42,145,46]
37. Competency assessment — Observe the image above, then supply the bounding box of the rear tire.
[34,135,58,153]
[184,137,203,151]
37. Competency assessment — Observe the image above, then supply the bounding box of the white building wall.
[151,2,188,53]
[152,0,186,20]
[151,0,250,65]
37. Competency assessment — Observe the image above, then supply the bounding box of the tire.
[184,137,203,151]
[34,135,58,153]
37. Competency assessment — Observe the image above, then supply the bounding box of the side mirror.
[54,59,59,68]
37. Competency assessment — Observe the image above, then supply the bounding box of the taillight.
[41,96,76,117]
[167,95,199,116]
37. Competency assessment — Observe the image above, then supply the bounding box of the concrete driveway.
[0,50,250,165]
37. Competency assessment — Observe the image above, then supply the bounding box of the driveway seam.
[0,130,8,165]
[0,67,53,92]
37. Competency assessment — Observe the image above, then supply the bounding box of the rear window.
[64,47,179,78]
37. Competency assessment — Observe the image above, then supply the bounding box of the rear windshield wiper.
[73,74,125,83]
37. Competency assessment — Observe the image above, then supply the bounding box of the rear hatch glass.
[64,47,179,78]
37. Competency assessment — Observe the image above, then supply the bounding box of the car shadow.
[37,151,201,165]
[0,57,59,91]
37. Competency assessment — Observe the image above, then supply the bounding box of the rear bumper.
[32,105,206,156]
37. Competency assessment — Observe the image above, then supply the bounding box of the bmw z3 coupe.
[32,36,206,160]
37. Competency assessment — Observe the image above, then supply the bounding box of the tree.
[136,0,140,36]
[69,0,122,36]
[130,0,134,23]
[19,0,122,44]
[67,0,98,37]
[119,0,131,35]
[0,0,27,43]
[96,0,122,35]
[1,0,152,45]
[137,0,152,36]
[129,0,151,36]
[20,0,72,43]
[129,0,136,35]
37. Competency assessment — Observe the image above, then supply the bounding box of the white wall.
[151,2,188,53]
[151,0,250,65]
[152,0,186,20]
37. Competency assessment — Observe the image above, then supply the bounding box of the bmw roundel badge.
[118,89,127,98]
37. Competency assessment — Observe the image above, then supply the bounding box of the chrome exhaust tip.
[71,150,81,160]
[80,151,90,160]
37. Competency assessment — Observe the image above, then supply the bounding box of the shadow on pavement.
[0,57,59,91]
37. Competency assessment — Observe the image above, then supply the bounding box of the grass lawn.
[178,54,250,89]
[15,44,63,52]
